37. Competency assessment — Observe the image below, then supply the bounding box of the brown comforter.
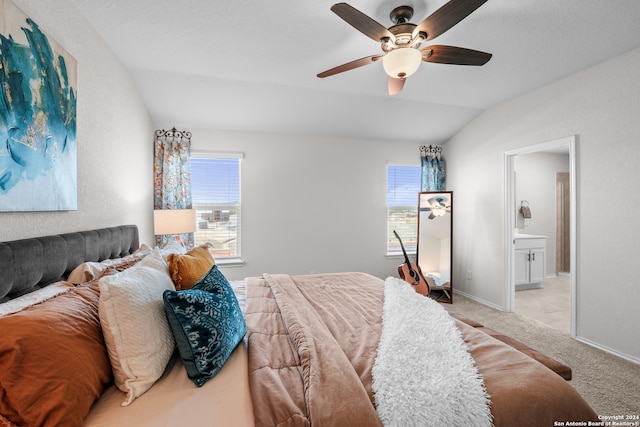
[245,272,598,427]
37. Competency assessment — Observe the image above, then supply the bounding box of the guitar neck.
[400,244,411,266]
[393,230,412,266]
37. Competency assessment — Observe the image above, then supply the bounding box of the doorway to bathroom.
[503,136,577,337]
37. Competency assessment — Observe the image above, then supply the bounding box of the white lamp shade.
[383,48,422,79]
[153,209,196,235]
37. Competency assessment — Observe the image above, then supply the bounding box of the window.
[190,152,242,262]
[387,164,421,255]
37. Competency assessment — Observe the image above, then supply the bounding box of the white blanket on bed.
[372,277,492,427]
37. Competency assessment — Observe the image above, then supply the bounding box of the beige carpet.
[447,294,640,416]
[515,276,571,333]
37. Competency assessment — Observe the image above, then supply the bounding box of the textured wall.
[1,0,155,243]
[446,47,640,361]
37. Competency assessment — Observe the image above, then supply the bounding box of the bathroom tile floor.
[515,276,570,334]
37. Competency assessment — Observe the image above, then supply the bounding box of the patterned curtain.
[153,128,194,247]
[420,145,446,191]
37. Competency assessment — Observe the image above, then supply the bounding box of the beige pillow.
[167,245,215,290]
[98,247,176,406]
[67,244,152,284]
[67,262,107,284]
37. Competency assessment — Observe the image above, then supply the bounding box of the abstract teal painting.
[0,0,77,211]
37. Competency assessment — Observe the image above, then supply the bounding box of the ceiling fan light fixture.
[432,208,446,218]
[382,47,421,79]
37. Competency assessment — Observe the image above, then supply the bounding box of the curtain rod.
[155,127,191,141]
[420,144,442,157]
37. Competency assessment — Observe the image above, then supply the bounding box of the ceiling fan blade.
[388,76,405,95]
[422,45,492,65]
[317,55,382,78]
[413,0,487,41]
[331,3,396,43]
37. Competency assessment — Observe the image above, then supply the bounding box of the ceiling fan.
[317,0,492,95]
[420,195,451,219]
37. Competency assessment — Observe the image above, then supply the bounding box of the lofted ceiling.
[69,0,640,144]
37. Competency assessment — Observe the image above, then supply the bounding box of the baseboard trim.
[455,290,640,365]
[453,290,504,312]
[516,283,542,290]
[574,336,640,365]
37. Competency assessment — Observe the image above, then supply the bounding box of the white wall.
[445,47,640,361]
[515,152,570,275]
[0,0,155,243]
[189,129,421,281]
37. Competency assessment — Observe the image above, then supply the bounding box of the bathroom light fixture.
[153,208,196,245]
[382,47,422,79]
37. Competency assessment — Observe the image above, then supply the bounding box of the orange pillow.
[0,280,112,427]
[167,245,215,290]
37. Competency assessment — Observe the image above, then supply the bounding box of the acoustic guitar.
[393,230,430,297]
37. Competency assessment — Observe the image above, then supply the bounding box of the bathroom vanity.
[514,234,546,289]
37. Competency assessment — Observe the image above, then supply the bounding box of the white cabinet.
[514,235,546,289]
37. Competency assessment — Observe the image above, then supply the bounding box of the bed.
[0,225,598,427]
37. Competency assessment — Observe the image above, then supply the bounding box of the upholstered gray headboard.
[0,225,139,302]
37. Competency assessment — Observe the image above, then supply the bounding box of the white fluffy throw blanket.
[372,277,492,427]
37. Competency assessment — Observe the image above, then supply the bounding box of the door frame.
[503,135,577,337]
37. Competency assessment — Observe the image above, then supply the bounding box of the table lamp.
[153,208,196,246]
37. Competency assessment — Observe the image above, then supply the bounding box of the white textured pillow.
[159,239,187,261]
[98,247,176,406]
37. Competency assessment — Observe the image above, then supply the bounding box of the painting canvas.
[0,0,77,211]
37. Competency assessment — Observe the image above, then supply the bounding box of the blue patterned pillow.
[163,265,246,387]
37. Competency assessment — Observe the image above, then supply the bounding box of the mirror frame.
[416,191,453,303]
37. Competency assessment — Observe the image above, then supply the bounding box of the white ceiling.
[69,0,640,144]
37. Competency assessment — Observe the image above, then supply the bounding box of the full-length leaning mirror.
[417,191,453,303]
